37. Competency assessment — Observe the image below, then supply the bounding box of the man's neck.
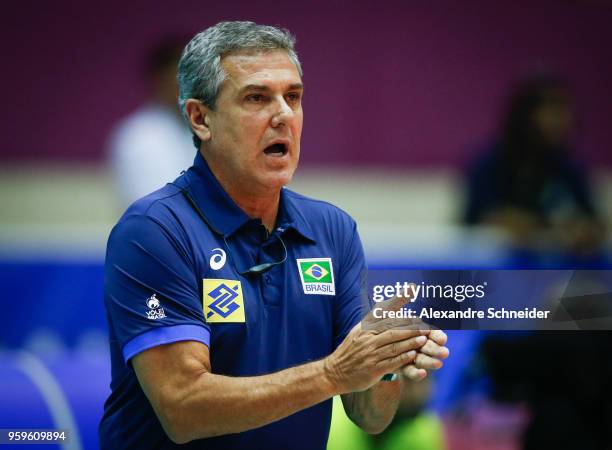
[230,191,280,233]
[201,151,280,232]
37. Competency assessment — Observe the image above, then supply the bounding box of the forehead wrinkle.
[219,52,302,99]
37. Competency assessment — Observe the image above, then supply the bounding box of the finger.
[419,339,450,359]
[428,329,448,346]
[414,353,443,370]
[364,317,410,333]
[376,348,418,374]
[365,315,432,334]
[402,364,427,382]
[381,317,431,332]
[373,329,427,348]
[376,336,427,361]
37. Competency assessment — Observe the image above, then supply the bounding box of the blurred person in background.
[328,374,445,450]
[371,375,445,450]
[482,331,612,450]
[464,75,605,258]
[108,36,194,206]
[465,75,612,449]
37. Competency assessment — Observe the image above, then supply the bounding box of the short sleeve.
[104,214,210,363]
[332,219,369,350]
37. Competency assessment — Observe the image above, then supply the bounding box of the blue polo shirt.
[99,152,367,449]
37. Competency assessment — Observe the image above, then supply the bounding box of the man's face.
[203,50,303,195]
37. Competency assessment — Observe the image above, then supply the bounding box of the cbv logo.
[297,258,335,296]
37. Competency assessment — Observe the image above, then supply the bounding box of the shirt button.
[264,275,272,284]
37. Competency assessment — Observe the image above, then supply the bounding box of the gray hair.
[178,21,303,148]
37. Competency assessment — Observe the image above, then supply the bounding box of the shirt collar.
[278,189,316,243]
[181,152,316,243]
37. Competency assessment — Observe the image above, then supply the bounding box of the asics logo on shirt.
[209,248,227,270]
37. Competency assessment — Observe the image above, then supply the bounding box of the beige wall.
[1,164,610,261]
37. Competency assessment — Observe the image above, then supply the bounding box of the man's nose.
[270,97,293,128]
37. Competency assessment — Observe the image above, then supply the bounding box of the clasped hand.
[325,294,449,394]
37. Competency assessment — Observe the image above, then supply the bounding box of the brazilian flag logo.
[296,258,335,295]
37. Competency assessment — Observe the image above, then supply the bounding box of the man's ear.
[185,99,212,142]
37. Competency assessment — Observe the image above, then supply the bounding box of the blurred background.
[1,0,611,449]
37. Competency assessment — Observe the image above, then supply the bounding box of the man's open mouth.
[263,143,288,156]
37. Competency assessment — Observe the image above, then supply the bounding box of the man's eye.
[286,93,301,102]
[246,94,266,103]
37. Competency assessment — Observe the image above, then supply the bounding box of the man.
[99,21,449,449]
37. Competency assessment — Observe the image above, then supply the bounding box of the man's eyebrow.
[240,84,270,93]
[239,83,304,94]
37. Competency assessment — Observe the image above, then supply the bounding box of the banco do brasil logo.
[297,258,335,295]
[203,279,245,323]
